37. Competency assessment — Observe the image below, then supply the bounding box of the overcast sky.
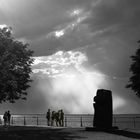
[0,0,140,114]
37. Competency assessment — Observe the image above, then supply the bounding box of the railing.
[0,114,140,129]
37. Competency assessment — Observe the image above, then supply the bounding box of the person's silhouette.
[7,110,11,126]
[3,111,7,126]
[60,109,64,127]
[46,109,51,126]
[51,111,55,126]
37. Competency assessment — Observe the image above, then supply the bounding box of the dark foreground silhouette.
[1,126,140,140]
[107,129,140,139]
[93,89,113,129]
[85,128,140,139]
[0,126,85,140]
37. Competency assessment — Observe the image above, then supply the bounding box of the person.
[51,111,55,126]
[58,110,61,126]
[60,109,64,126]
[7,110,11,126]
[46,109,51,126]
[3,111,7,126]
[55,111,60,127]
[0,116,2,125]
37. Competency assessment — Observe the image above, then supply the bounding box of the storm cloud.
[0,0,140,114]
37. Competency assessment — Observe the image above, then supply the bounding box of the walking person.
[7,110,11,126]
[46,109,51,126]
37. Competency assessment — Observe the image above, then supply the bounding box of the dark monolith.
[93,89,113,129]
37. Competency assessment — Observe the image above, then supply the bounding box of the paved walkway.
[0,126,140,140]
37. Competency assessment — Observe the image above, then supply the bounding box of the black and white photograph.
[0,0,140,139]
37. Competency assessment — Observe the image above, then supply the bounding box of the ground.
[0,126,140,140]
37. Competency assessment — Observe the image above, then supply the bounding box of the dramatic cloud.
[1,0,140,114]
[30,50,139,114]
[31,51,106,113]
[33,50,87,76]
[47,7,90,39]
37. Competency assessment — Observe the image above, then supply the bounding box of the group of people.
[3,110,11,126]
[46,109,64,127]
[2,109,64,127]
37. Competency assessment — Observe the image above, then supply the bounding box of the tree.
[0,27,34,103]
[126,40,140,97]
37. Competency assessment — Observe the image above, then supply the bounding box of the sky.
[0,0,140,114]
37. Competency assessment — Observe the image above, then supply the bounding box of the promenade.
[1,114,140,129]
[0,126,140,140]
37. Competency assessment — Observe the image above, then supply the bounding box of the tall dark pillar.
[93,89,113,129]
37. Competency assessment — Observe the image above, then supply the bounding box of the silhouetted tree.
[126,40,140,97]
[0,26,33,103]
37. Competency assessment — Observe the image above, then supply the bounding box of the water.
[0,114,140,129]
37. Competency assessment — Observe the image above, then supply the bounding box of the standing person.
[55,111,59,127]
[3,111,7,126]
[58,110,61,126]
[60,110,64,126]
[51,111,55,126]
[7,110,11,126]
[0,116,2,125]
[46,109,51,126]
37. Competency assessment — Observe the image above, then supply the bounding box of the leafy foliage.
[0,27,34,103]
[126,41,140,97]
